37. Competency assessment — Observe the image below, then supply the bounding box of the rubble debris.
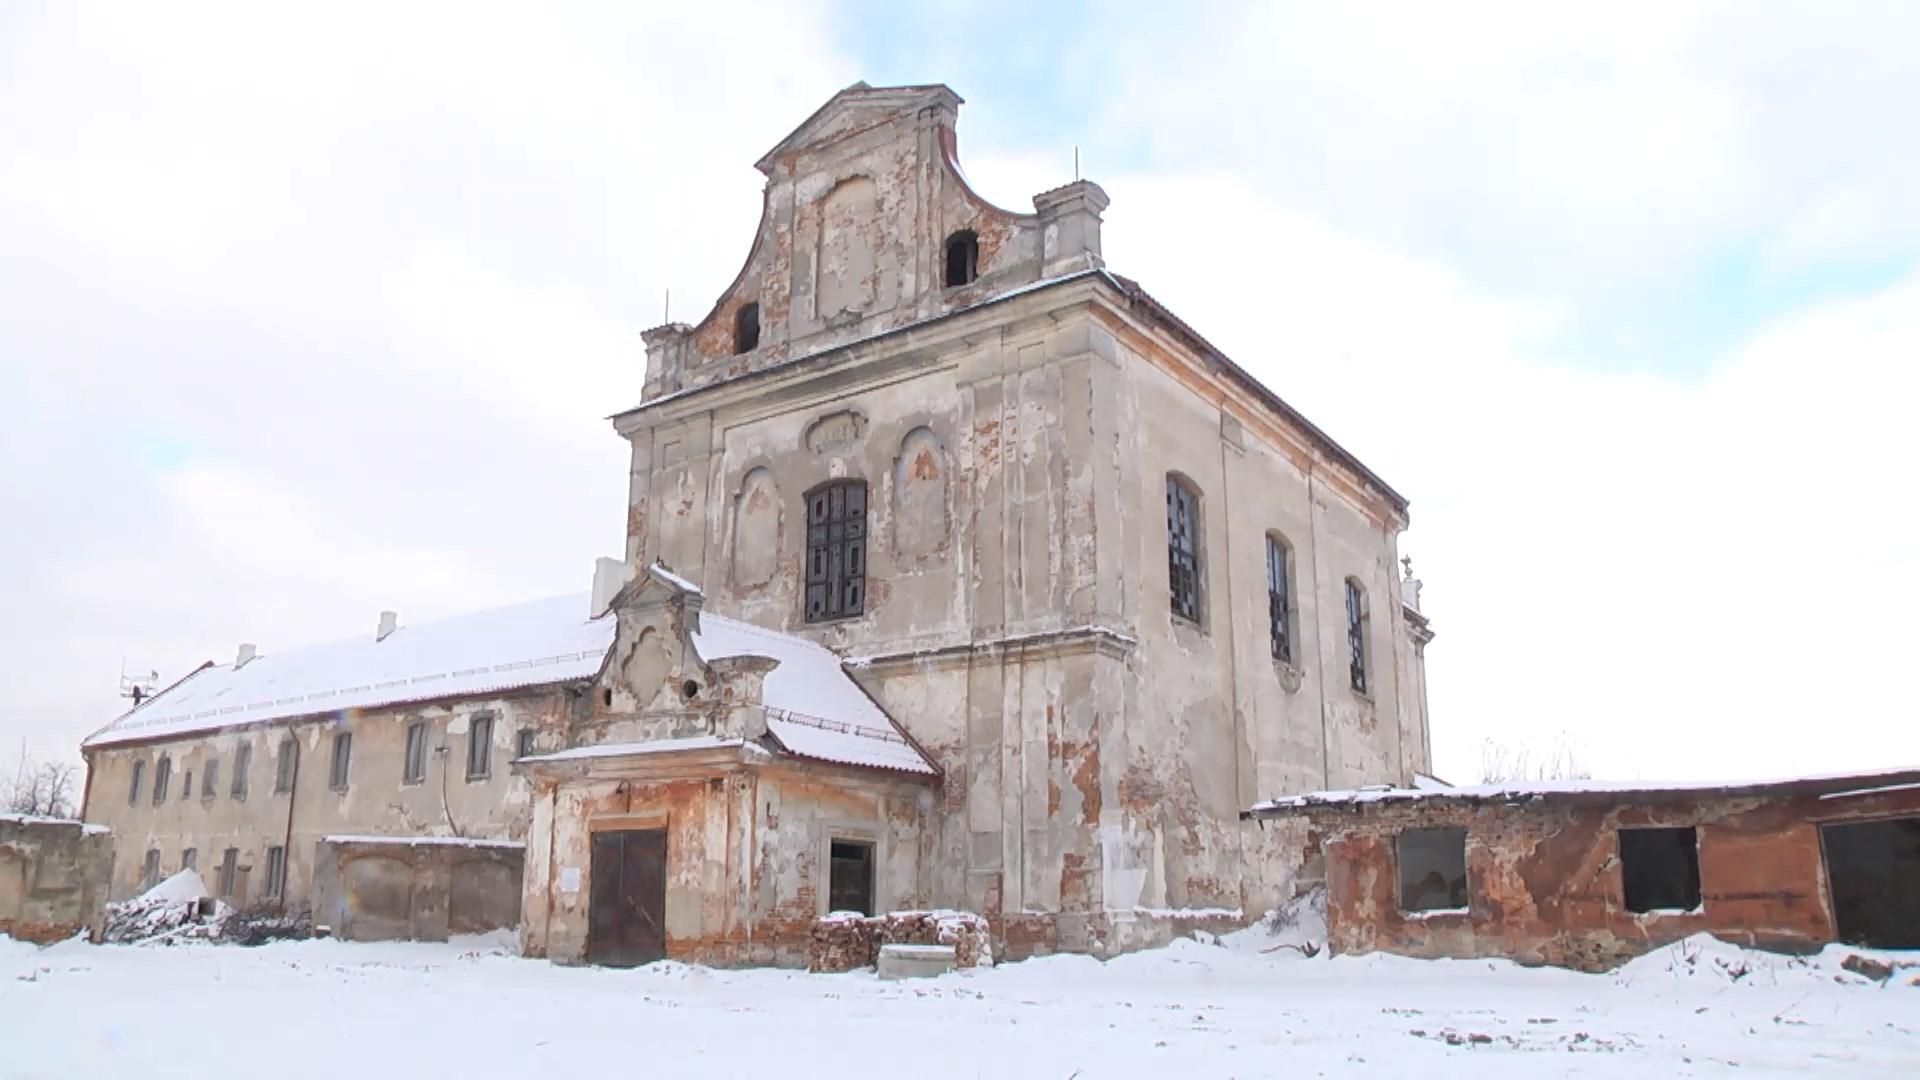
[102,870,312,947]
[1841,954,1894,982]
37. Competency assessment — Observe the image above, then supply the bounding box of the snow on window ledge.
[1401,906,1469,920]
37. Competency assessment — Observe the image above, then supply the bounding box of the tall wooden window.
[142,849,161,890]
[1166,476,1202,623]
[274,737,296,793]
[201,756,219,799]
[403,722,428,784]
[128,760,145,807]
[466,713,494,780]
[152,755,172,804]
[218,847,238,898]
[805,481,867,623]
[231,743,251,799]
[1266,534,1293,664]
[264,845,286,899]
[329,732,352,791]
[1345,578,1370,694]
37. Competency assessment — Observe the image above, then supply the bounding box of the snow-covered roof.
[1246,766,1920,816]
[691,612,936,776]
[84,593,614,749]
[0,813,110,836]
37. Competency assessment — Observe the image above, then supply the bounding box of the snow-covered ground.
[3,926,1915,1078]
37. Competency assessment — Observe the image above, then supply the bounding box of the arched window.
[1166,474,1203,623]
[1345,577,1370,694]
[944,230,979,288]
[1266,533,1295,664]
[804,480,867,622]
[734,302,760,354]
[152,754,172,804]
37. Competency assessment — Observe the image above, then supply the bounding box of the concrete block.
[877,943,956,980]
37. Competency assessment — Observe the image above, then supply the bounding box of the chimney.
[1033,180,1110,277]
[590,557,629,618]
[377,610,398,641]
[235,643,257,669]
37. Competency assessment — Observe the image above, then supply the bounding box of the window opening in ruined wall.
[142,848,160,890]
[1267,533,1294,664]
[1397,826,1468,912]
[202,756,219,799]
[516,728,536,760]
[231,743,250,800]
[944,230,978,287]
[467,713,493,780]
[181,847,197,872]
[1619,826,1701,913]
[1167,475,1203,624]
[805,481,867,623]
[152,755,171,804]
[218,848,238,898]
[128,759,145,806]
[1345,578,1370,695]
[734,302,760,354]
[403,722,427,784]
[264,845,286,899]
[828,839,876,916]
[329,732,352,791]
[274,737,295,793]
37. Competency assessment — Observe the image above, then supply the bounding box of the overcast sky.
[3,2,1915,787]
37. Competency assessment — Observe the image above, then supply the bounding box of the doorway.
[587,828,668,966]
[1821,816,1920,948]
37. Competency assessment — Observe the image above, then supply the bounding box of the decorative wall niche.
[892,426,949,561]
[805,410,868,455]
[730,467,781,589]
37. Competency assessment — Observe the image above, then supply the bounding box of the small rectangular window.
[516,728,536,760]
[128,760,146,807]
[231,743,251,799]
[828,839,876,916]
[264,845,285,899]
[202,756,219,799]
[218,848,238,898]
[181,847,197,871]
[274,737,296,793]
[1397,826,1468,912]
[1345,579,1369,695]
[329,732,352,791]
[466,714,493,780]
[1166,477,1202,622]
[142,848,161,890]
[1620,827,1701,913]
[403,722,428,784]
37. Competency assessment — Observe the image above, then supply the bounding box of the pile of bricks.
[808,912,881,973]
[807,909,994,973]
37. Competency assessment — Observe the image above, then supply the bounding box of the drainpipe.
[278,727,301,915]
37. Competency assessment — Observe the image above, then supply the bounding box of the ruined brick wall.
[1308,783,1920,971]
[0,815,114,943]
[82,686,574,908]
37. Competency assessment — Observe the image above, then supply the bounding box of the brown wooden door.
[587,828,667,967]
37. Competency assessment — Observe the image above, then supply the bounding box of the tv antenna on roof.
[119,659,159,707]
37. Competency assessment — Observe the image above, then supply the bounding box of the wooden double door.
[587,828,668,967]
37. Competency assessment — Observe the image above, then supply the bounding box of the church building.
[80,82,1434,967]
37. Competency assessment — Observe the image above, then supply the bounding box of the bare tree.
[4,743,79,818]
[1479,733,1592,785]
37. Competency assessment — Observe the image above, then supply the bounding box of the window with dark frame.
[804,481,867,623]
[1397,826,1469,912]
[218,847,238,898]
[1166,476,1202,623]
[128,760,145,807]
[734,302,760,354]
[231,743,250,799]
[142,848,160,890]
[180,769,191,802]
[152,756,171,804]
[403,722,428,784]
[827,838,876,916]
[329,732,352,791]
[1266,534,1293,664]
[274,737,296,793]
[944,230,979,287]
[1345,578,1369,694]
[264,845,285,899]
[1620,826,1702,913]
[202,756,219,799]
[516,728,536,761]
[467,713,493,780]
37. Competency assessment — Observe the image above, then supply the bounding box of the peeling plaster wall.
[522,762,931,967]
[1302,785,1920,971]
[82,686,574,907]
